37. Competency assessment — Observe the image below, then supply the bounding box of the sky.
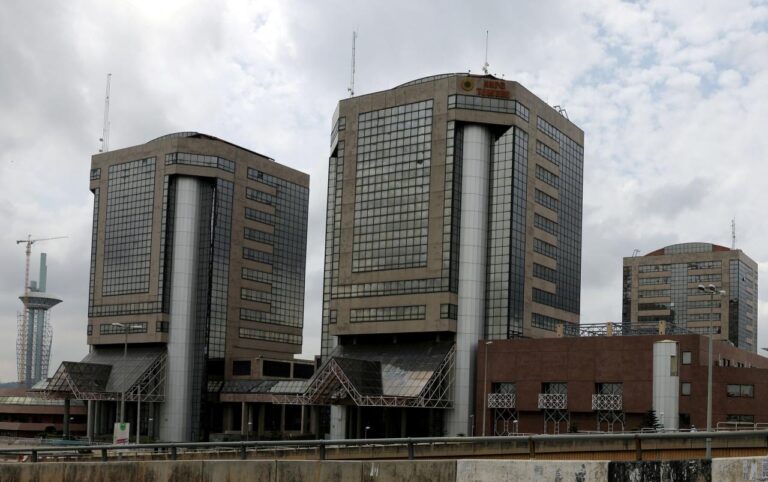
[0,0,767,382]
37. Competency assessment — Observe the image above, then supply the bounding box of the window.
[232,360,251,376]
[542,382,567,394]
[726,384,754,398]
[726,414,754,424]
[293,363,314,379]
[492,382,516,394]
[682,352,692,365]
[99,322,147,335]
[262,360,291,377]
[670,355,678,376]
[597,383,622,395]
[681,382,691,396]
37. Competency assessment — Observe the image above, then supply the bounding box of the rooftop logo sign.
[460,77,511,98]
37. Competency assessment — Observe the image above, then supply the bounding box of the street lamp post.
[110,322,141,426]
[698,284,725,460]
[482,341,493,436]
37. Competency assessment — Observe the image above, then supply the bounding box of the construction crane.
[16,235,67,305]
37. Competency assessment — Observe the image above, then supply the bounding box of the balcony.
[487,393,516,409]
[592,394,622,411]
[538,393,567,410]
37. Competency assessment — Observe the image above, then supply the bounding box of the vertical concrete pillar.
[330,406,346,439]
[446,124,492,436]
[653,340,680,431]
[241,402,247,436]
[160,177,202,442]
[87,400,94,442]
[310,406,319,437]
[356,406,363,438]
[258,404,266,437]
[63,398,70,438]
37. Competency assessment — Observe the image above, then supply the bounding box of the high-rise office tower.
[46,132,309,441]
[623,243,758,351]
[17,253,61,387]
[311,74,584,437]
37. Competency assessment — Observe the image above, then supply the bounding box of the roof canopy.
[273,341,455,408]
[36,346,166,402]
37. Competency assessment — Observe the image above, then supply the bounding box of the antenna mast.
[731,218,736,249]
[99,73,112,153]
[482,30,490,75]
[348,31,357,97]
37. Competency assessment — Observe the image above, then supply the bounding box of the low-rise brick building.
[475,333,768,436]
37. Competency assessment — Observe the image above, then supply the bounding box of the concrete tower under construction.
[17,253,62,387]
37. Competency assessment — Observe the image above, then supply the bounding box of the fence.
[0,430,767,463]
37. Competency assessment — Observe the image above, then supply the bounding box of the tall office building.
[303,74,584,437]
[623,243,758,351]
[45,132,309,441]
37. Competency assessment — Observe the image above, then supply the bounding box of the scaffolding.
[16,286,60,387]
[16,309,52,386]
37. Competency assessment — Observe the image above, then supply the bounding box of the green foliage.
[641,409,662,431]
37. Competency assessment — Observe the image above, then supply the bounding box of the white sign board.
[113,422,130,445]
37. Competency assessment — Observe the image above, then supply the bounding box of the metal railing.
[3,430,766,463]
[538,393,567,410]
[487,392,516,408]
[592,394,622,411]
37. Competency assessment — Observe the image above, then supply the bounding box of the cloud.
[0,0,767,381]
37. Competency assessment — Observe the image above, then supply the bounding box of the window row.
[349,305,426,323]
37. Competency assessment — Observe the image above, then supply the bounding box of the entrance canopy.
[274,341,455,408]
[35,346,166,403]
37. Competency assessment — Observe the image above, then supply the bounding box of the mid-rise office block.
[278,74,584,438]
[623,243,758,352]
[44,132,309,441]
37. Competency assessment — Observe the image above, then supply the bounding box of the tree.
[641,409,662,431]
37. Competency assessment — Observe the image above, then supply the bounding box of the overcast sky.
[0,0,767,382]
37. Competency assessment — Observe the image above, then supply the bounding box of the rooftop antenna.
[347,31,357,97]
[731,218,736,249]
[99,73,111,153]
[632,248,640,257]
[482,30,490,75]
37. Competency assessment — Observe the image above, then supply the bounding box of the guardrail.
[0,430,767,463]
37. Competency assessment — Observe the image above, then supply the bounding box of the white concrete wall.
[445,125,492,436]
[652,340,679,431]
[159,177,202,442]
[713,456,768,481]
[456,460,609,481]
